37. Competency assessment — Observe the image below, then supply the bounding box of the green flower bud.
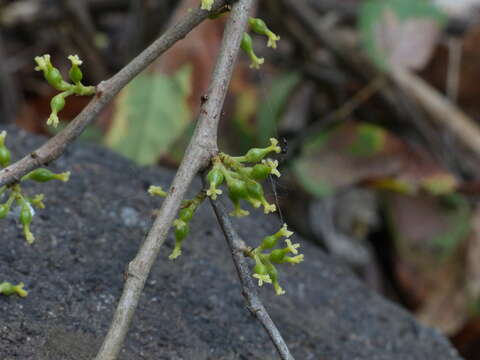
[265,261,285,295]
[206,167,224,200]
[47,91,71,128]
[175,221,189,241]
[260,235,277,250]
[201,0,214,10]
[0,131,11,167]
[249,17,281,49]
[236,138,281,163]
[258,224,293,251]
[0,146,11,168]
[170,220,190,260]
[68,55,83,83]
[226,177,250,217]
[20,203,35,244]
[227,177,248,201]
[0,282,28,297]
[241,32,264,70]
[179,207,194,222]
[269,249,287,264]
[34,55,71,91]
[20,204,32,226]
[31,194,45,209]
[0,203,9,219]
[250,163,271,180]
[246,181,263,208]
[252,262,272,286]
[22,168,70,183]
[148,185,167,197]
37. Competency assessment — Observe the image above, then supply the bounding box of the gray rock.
[0,126,462,360]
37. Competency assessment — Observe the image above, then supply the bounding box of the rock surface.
[0,127,462,360]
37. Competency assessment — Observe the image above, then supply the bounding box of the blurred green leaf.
[293,121,458,198]
[105,65,192,165]
[348,123,386,156]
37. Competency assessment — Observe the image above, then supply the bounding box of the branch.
[94,1,255,359]
[209,197,295,360]
[390,66,480,157]
[0,0,229,187]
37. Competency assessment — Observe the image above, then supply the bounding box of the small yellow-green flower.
[201,0,214,10]
[0,282,28,297]
[285,238,300,254]
[262,159,280,177]
[253,273,272,286]
[148,185,167,197]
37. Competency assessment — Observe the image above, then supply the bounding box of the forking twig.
[209,195,295,360]
[0,0,229,187]
[94,0,255,358]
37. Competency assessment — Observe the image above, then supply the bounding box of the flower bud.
[250,163,271,180]
[0,131,11,167]
[206,167,224,200]
[174,221,189,241]
[179,207,194,222]
[68,55,83,83]
[34,55,71,91]
[169,220,190,260]
[269,249,287,264]
[0,146,11,168]
[241,32,264,70]
[201,0,214,10]
[20,203,35,244]
[249,17,281,49]
[252,260,272,286]
[148,185,167,197]
[0,282,28,297]
[227,177,250,217]
[23,168,70,183]
[0,203,9,219]
[260,235,277,250]
[47,91,70,127]
[265,261,285,295]
[238,138,281,163]
[227,178,248,201]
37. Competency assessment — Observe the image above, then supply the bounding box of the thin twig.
[390,66,480,157]
[209,197,295,360]
[0,0,229,187]
[94,1,254,359]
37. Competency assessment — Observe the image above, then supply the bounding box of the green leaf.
[105,65,193,165]
[257,72,301,145]
[360,0,446,70]
[348,123,386,157]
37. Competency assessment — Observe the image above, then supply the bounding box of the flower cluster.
[148,185,206,260]
[34,54,95,127]
[249,224,303,295]
[241,18,281,69]
[170,192,206,260]
[0,281,28,297]
[0,131,70,243]
[206,138,281,217]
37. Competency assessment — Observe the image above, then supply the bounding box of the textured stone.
[0,127,462,360]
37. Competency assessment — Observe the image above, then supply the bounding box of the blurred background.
[2,0,480,358]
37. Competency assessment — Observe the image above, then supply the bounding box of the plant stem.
[0,0,229,187]
[94,1,254,359]
[209,196,295,360]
